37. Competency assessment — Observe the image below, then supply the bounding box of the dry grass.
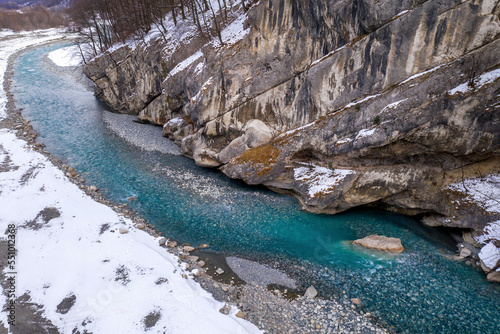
[232,142,279,165]
[231,141,280,177]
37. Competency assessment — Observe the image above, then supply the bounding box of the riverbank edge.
[1,39,390,333]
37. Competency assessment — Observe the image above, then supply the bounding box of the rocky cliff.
[83,0,500,280]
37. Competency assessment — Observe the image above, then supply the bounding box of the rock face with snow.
[83,42,164,115]
[84,0,500,275]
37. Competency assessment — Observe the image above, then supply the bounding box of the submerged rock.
[186,255,199,262]
[351,298,361,305]
[353,235,404,253]
[304,286,318,299]
[226,256,297,288]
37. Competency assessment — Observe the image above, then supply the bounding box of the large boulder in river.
[353,235,404,253]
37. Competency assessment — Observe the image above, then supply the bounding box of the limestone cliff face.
[84,0,500,267]
[84,41,164,114]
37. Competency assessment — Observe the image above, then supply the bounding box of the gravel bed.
[240,285,386,334]
[227,256,298,288]
[191,252,389,334]
[102,112,181,155]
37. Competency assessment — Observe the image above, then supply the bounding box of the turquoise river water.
[12,44,500,333]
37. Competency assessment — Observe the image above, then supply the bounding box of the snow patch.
[476,221,500,245]
[277,122,315,139]
[165,117,185,127]
[336,137,353,145]
[448,68,500,95]
[0,29,15,38]
[310,45,348,67]
[400,64,445,85]
[381,99,407,113]
[217,14,250,47]
[167,50,203,78]
[194,61,204,75]
[446,174,500,214]
[48,45,82,67]
[294,165,355,198]
[355,128,376,141]
[191,77,214,103]
[391,10,410,20]
[343,94,381,110]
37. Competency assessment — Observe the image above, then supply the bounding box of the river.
[12,43,500,334]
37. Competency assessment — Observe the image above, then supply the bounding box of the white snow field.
[0,29,260,334]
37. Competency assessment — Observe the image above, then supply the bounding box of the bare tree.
[68,0,243,57]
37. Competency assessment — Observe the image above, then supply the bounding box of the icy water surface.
[12,44,500,333]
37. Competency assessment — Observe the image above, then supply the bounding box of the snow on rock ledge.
[476,220,500,279]
[447,175,500,278]
[446,175,500,214]
[476,220,500,245]
[294,165,355,198]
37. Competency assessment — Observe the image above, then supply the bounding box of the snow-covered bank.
[0,30,259,333]
[47,44,82,67]
[0,29,69,121]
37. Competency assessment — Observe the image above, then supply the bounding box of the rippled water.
[12,44,500,334]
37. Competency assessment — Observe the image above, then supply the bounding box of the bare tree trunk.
[170,0,178,25]
[201,0,209,11]
[180,0,186,20]
[208,1,223,45]
[196,0,211,39]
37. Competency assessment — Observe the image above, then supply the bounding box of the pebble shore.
[102,112,181,155]
[2,40,390,334]
[190,251,389,334]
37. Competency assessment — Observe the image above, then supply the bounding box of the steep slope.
[84,0,500,280]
